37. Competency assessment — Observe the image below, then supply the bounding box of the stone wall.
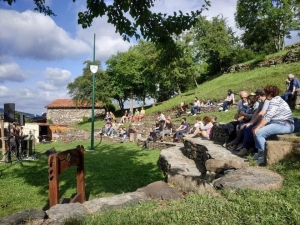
[47,108,105,125]
[224,46,300,74]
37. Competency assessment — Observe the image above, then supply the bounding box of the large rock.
[46,203,87,223]
[137,181,182,200]
[266,141,300,165]
[183,137,249,173]
[83,192,148,214]
[0,209,46,225]
[158,144,216,194]
[205,159,249,173]
[213,167,283,191]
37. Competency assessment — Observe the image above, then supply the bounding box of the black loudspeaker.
[4,103,15,122]
[18,113,25,126]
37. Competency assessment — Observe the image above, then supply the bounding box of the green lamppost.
[89,33,98,150]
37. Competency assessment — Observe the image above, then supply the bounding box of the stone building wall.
[47,108,105,125]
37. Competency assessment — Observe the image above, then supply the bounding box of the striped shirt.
[263,96,293,123]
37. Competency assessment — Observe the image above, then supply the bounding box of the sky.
[0,0,299,115]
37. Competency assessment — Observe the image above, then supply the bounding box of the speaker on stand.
[18,113,25,126]
[4,103,15,122]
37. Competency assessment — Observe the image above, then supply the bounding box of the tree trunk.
[176,83,181,94]
[130,89,133,113]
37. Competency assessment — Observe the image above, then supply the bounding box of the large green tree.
[2,0,211,44]
[192,16,240,75]
[235,0,300,52]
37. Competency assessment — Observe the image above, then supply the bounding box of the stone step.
[182,137,249,173]
[158,144,216,194]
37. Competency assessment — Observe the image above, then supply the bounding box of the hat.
[250,92,256,96]
[255,89,265,96]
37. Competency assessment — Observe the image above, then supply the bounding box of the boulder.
[266,141,300,165]
[205,159,249,173]
[213,167,283,191]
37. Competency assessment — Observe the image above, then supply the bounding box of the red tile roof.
[45,99,102,109]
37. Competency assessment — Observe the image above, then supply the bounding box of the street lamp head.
[90,65,98,73]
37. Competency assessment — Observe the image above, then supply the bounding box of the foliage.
[0,141,163,218]
[81,116,89,123]
[192,15,250,76]
[47,119,53,124]
[235,0,300,52]
[2,0,211,45]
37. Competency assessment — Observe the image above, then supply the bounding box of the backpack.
[293,117,300,133]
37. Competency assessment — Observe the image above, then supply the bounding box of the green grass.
[62,157,300,225]
[0,141,163,218]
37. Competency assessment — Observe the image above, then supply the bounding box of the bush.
[82,116,89,123]
[47,119,53,124]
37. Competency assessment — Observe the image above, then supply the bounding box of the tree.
[67,60,112,109]
[235,0,300,52]
[193,16,240,75]
[2,0,211,44]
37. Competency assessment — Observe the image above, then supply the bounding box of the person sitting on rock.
[120,127,128,143]
[120,110,128,124]
[189,116,213,139]
[132,109,140,122]
[252,85,294,165]
[186,117,203,137]
[143,128,158,149]
[173,117,189,142]
[160,116,173,142]
[281,74,300,102]
[104,119,112,136]
[138,107,146,121]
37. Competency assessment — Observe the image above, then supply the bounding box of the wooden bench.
[48,145,85,207]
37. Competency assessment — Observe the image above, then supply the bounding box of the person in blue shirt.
[281,74,300,101]
[173,117,189,142]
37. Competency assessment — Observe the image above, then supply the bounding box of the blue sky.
[0,0,299,114]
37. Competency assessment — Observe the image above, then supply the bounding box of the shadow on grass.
[1,141,164,213]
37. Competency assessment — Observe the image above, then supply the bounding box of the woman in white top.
[221,89,235,112]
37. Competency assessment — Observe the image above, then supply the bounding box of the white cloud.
[36,81,58,91]
[0,62,26,82]
[0,85,10,97]
[0,9,90,60]
[44,67,72,86]
[76,15,133,63]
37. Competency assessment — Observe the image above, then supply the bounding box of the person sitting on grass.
[191,97,201,116]
[220,89,235,112]
[188,116,213,139]
[160,116,173,142]
[281,74,300,102]
[176,102,187,118]
[173,117,189,142]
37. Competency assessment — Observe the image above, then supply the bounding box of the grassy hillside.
[146,62,300,115]
[76,61,300,131]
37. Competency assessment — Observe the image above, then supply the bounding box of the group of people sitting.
[103,118,138,143]
[148,111,218,143]
[224,83,297,165]
[176,98,214,117]
[120,107,146,123]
